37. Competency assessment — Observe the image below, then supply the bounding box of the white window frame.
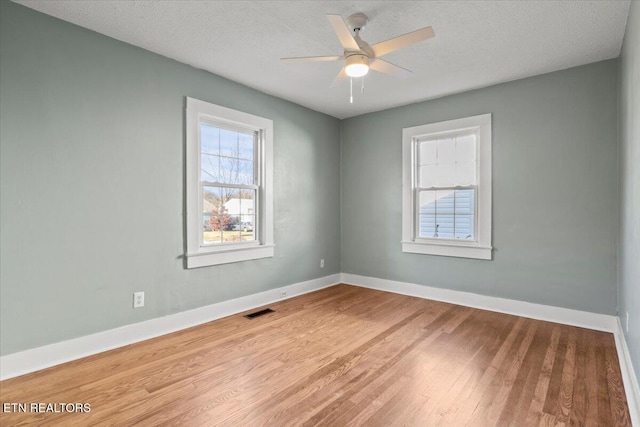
[185,97,274,268]
[402,114,492,260]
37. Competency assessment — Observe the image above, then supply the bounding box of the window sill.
[401,241,492,260]
[186,244,275,268]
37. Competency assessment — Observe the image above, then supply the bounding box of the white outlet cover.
[133,291,145,308]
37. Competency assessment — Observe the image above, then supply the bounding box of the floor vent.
[244,308,274,319]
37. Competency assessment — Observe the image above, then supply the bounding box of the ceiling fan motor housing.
[344,53,370,77]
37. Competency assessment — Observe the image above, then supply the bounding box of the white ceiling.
[15,0,631,119]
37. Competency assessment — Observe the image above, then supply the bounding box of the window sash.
[199,123,259,186]
[198,122,262,248]
[412,134,479,243]
[200,183,259,247]
[413,186,478,243]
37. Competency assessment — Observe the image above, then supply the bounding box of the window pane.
[203,186,222,213]
[200,124,219,154]
[434,190,454,239]
[219,128,238,155]
[204,223,217,246]
[455,215,474,240]
[435,215,454,239]
[240,189,255,242]
[455,134,475,162]
[455,189,475,240]
[419,190,436,213]
[454,189,475,215]
[221,189,241,216]
[238,133,255,161]
[436,163,455,187]
[201,154,220,182]
[200,123,256,185]
[419,141,437,166]
[238,160,254,185]
[216,215,254,242]
[418,191,436,238]
[419,214,436,238]
[417,180,477,241]
[437,138,455,164]
[240,190,256,216]
[207,216,231,233]
[219,156,238,184]
[239,215,255,241]
[201,185,258,245]
[419,165,437,188]
[456,161,476,186]
[202,216,212,236]
[202,186,233,244]
[435,190,454,213]
[202,205,255,243]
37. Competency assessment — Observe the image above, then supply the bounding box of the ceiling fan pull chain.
[361,76,365,94]
[350,77,353,104]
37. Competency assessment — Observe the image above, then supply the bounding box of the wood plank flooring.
[0,284,632,426]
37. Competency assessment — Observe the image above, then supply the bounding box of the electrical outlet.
[133,291,144,308]
[320,259,325,268]
[280,291,287,298]
[626,312,629,333]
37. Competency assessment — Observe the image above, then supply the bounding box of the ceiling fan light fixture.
[344,54,370,77]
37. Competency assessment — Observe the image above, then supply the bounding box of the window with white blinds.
[402,114,492,260]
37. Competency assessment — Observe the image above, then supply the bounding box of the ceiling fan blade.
[281,55,343,62]
[370,58,412,78]
[371,26,435,57]
[330,68,348,87]
[326,14,360,51]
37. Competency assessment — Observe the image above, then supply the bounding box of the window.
[402,114,492,260]
[185,97,273,268]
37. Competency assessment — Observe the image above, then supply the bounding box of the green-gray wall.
[619,0,640,384]
[341,60,619,315]
[0,1,341,356]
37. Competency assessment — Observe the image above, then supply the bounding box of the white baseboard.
[614,318,640,426]
[340,273,617,332]
[0,273,341,381]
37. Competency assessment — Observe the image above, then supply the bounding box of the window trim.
[185,97,274,268]
[401,114,492,260]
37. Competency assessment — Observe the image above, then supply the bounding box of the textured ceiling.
[15,0,631,119]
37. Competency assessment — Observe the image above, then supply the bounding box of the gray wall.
[0,1,341,356]
[341,60,619,315]
[619,0,640,384]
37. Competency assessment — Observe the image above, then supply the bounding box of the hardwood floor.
[0,284,632,426]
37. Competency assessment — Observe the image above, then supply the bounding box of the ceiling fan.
[281,13,435,88]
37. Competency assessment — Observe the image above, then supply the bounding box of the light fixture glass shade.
[345,54,370,77]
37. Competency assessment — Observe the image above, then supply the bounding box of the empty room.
[0,0,638,425]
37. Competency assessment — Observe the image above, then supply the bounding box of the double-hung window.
[402,114,492,260]
[185,97,274,268]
